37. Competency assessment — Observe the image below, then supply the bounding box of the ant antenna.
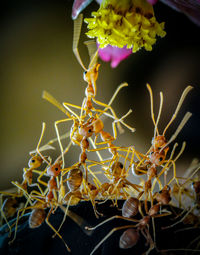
[73,14,87,71]
[84,40,98,67]
[160,112,192,152]
[162,86,193,136]
[153,91,163,143]
[146,84,159,136]
[42,91,71,118]
[36,122,50,165]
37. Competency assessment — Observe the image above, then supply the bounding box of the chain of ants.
[1,14,200,255]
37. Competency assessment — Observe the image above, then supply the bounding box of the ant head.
[163,185,171,192]
[149,150,165,166]
[156,186,171,205]
[47,161,62,177]
[79,122,94,138]
[191,181,200,194]
[28,155,43,169]
[152,135,167,149]
[83,63,100,83]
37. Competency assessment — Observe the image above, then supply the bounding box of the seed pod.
[119,229,140,249]
[29,208,46,228]
[67,168,83,191]
[122,197,139,218]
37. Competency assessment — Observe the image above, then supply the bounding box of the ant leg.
[73,14,87,70]
[162,86,193,136]
[8,203,37,244]
[90,224,138,255]
[0,194,3,226]
[0,191,21,198]
[143,228,155,255]
[63,102,81,120]
[107,82,128,107]
[0,206,12,236]
[88,137,104,162]
[52,196,72,238]
[167,160,179,186]
[162,205,197,230]
[54,118,74,167]
[88,193,100,219]
[125,180,142,192]
[92,98,126,133]
[85,215,139,231]
[87,164,102,187]
[45,208,71,252]
[36,169,48,187]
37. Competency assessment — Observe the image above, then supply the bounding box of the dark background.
[0,0,200,189]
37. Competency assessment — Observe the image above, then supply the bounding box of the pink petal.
[147,0,158,4]
[98,45,132,68]
[161,0,200,25]
[72,0,93,20]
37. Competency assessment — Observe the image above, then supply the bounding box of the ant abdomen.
[67,168,83,191]
[111,161,124,178]
[122,197,139,218]
[119,228,140,249]
[29,208,46,229]
[2,197,19,218]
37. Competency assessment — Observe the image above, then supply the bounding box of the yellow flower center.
[85,0,166,53]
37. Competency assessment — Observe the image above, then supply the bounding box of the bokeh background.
[1,0,200,190]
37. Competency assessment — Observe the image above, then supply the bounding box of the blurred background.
[0,0,200,190]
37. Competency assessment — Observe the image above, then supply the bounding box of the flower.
[98,44,132,67]
[84,0,166,53]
